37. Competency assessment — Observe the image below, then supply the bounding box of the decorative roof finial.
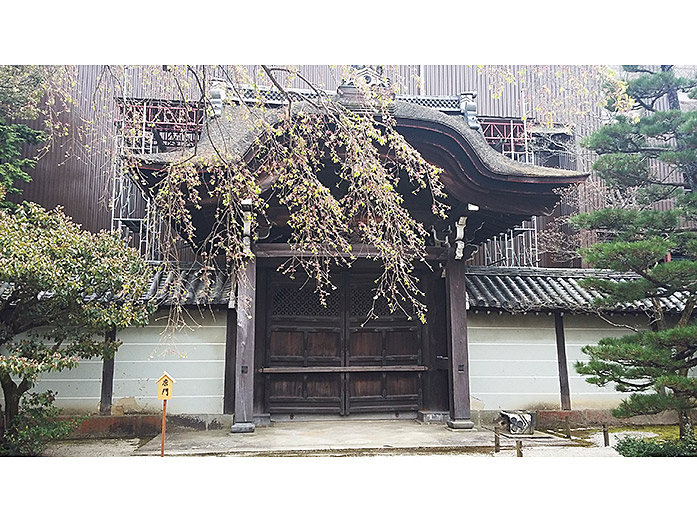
[459,91,480,130]
[337,65,395,109]
[209,80,227,118]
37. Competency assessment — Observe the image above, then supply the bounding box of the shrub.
[615,433,697,457]
[0,391,80,456]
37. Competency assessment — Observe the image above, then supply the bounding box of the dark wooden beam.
[231,256,257,433]
[223,308,237,415]
[445,250,474,429]
[253,267,268,419]
[554,312,572,411]
[254,243,447,260]
[99,328,117,416]
[258,366,427,373]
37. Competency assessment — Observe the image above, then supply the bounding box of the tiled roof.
[144,266,234,307]
[3,265,686,314]
[465,266,686,314]
[0,267,234,309]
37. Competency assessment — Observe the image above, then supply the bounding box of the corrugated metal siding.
[11,65,117,232]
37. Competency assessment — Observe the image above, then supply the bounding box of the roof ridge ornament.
[459,91,481,130]
[337,65,395,112]
[209,80,227,118]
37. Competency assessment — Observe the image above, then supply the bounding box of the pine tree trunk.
[678,410,693,439]
[661,65,697,191]
[662,65,681,111]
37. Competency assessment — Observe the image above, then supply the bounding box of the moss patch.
[609,424,679,441]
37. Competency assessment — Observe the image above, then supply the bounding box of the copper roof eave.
[397,117,588,184]
[391,101,589,183]
[131,101,589,216]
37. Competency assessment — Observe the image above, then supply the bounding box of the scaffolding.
[110,98,204,262]
[479,113,540,267]
[481,218,540,267]
[479,117,533,164]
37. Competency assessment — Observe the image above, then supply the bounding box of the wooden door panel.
[266,374,304,399]
[306,374,342,398]
[386,372,420,396]
[266,373,343,414]
[306,331,342,366]
[385,330,419,357]
[348,331,382,366]
[264,270,425,416]
[348,371,422,412]
[269,330,304,359]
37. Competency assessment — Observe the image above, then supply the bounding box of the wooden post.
[223,308,237,415]
[231,256,256,433]
[554,312,571,411]
[516,440,523,457]
[160,399,167,457]
[565,416,572,439]
[494,426,500,453]
[602,423,609,446]
[445,251,474,429]
[99,328,116,416]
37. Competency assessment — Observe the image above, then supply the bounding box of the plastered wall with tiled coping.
[1,309,226,415]
[468,311,648,411]
[3,309,668,416]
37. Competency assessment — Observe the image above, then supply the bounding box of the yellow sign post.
[157,372,175,457]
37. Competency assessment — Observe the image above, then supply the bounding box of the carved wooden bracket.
[454,216,467,260]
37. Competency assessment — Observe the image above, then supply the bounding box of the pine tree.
[574,66,697,439]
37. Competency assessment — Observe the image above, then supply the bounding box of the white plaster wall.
[468,312,561,410]
[564,313,646,409]
[1,309,227,415]
[112,309,227,415]
[0,330,104,414]
[467,311,649,411]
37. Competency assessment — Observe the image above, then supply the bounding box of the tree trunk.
[678,409,694,439]
[0,374,29,426]
[662,65,681,111]
[661,65,697,191]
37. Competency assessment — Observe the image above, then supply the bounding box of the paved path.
[39,419,638,457]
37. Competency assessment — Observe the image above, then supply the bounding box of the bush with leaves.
[615,432,697,457]
[0,391,79,456]
[0,203,154,427]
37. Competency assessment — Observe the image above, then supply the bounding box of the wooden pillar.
[253,267,268,419]
[445,251,474,429]
[554,312,572,411]
[99,328,116,416]
[231,256,257,433]
[223,308,237,415]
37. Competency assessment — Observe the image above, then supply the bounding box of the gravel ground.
[492,430,660,457]
[41,438,146,457]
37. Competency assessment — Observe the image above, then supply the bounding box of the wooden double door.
[261,271,425,416]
